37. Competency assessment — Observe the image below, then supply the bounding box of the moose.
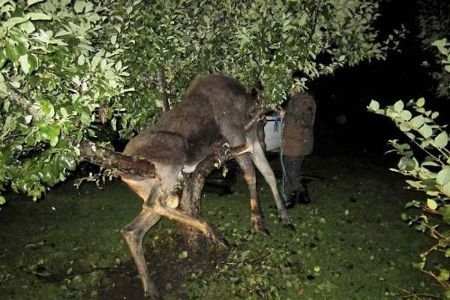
[84,74,292,298]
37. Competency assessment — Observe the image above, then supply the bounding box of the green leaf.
[5,42,20,62]
[400,110,412,121]
[418,124,432,138]
[27,0,45,7]
[16,41,27,56]
[28,53,38,71]
[3,17,29,30]
[442,182,450,197]
[0,195,5,205]
[410,115,424,129]
[18,54,31,74]
[426,199,438,210]
[27,12,52,21]
[432,39,448,56]
[439,205,450,224]
[77,54,85,66]
[39,124,60,146]
[0,50,6,69]
[111,34,117,45]
[393,100,404,112]
[20,21,35,34]
[437,167,450,186]
[438,269,450,282]
[416,97,425,107]
[412,261,425,270]
[80,111,91,125]
[178,250,188,259]
[91,52,102,70]
[434,131,448,148]
[50,135,59,147]
[39,100,55,119]
[74,0,86,13]
[367,100,380,111]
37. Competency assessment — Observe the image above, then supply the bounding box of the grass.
[0,153,444,299]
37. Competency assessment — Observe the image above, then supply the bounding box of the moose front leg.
[248,133,293,228]
[235,154,269,234]
[153,202,228,248]
[121,207,161,299]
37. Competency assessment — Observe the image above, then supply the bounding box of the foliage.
[0,0,130,200]
[368,39,450,295]
[0,0,392,202]
[115,0,393,137]
[417,0,450,97]
[431,38,450,97]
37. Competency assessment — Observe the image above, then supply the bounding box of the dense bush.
[0,0,130,201]
[369,39,450,296]
[417,0,450,97]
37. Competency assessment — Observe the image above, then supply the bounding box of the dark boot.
[296,188,311,204]
[285,192,297,209]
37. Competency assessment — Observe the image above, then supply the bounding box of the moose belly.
[182,162,199,173]
[121,176,154,202]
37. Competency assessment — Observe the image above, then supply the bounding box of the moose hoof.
[213,233,229,249]
[144,288,161,300]
[217,236,230,249]
[283,223,296,232]
[258,227,271,236]
[279,214,293,226]
[206,229,229,249]
[251,219,270,236]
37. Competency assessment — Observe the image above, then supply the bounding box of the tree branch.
[158,67,171,112]
[79,141,157,178]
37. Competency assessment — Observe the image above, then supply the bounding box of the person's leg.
[294,156,312,204]
[282,155,303,207]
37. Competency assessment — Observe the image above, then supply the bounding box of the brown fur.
[119,74,290,299]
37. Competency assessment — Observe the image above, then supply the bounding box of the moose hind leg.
[235,154,268,234]
[153,203,227,248]
[121,207,161,299]
[250,137,292,227]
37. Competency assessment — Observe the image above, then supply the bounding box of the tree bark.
[79,141,156,178]
[157,67,170,112]
[178,142,243,248]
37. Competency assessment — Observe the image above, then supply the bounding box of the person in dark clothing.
[281,93,316,208]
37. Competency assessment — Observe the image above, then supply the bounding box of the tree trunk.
[177,142,246,249]
[179,172,203,248]
[157,67,170,112]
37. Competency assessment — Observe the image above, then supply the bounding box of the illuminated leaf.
[393,100,404,112]
[416,97,425,107]
[434,131,448,148]
[418,125,432,138]
[27,12,52,21]
[18,54,31,74]
[437,167,450,186]
[426,199,438,210]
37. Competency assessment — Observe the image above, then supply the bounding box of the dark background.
[310,0,449,162]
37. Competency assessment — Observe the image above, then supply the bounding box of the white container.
[263,115,283,152]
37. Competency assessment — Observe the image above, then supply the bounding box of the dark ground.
[0,124,446,299]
